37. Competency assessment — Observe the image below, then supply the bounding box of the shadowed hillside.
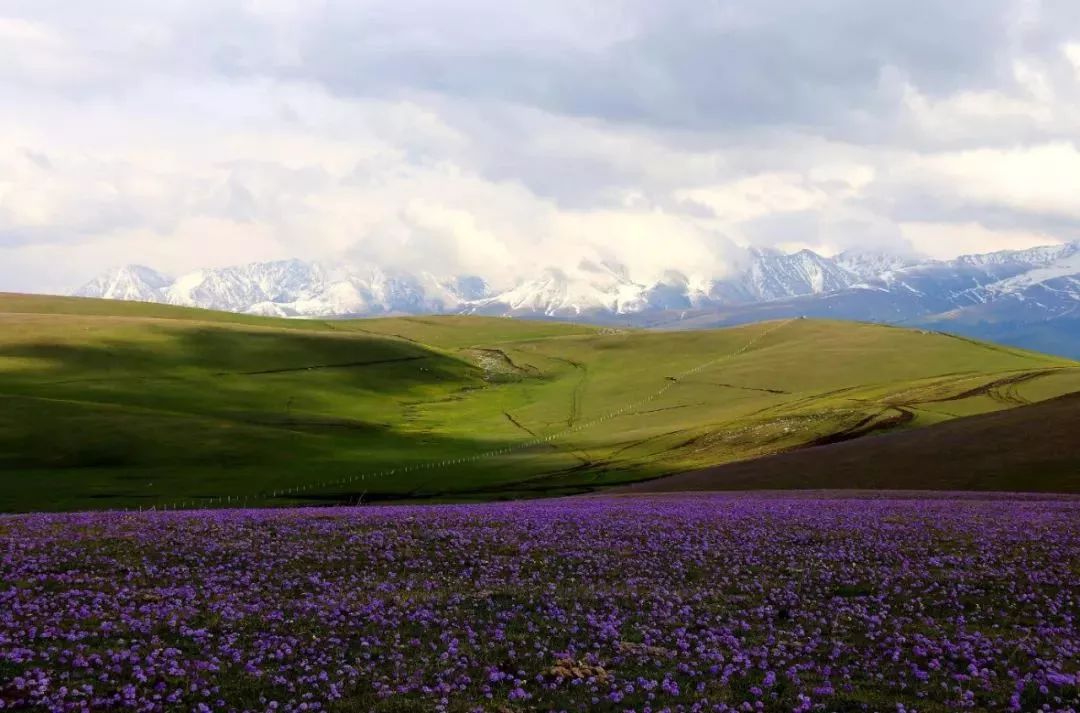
[2,294,1079,511]
[617,392,1080,494]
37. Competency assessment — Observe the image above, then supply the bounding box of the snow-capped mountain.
[833,250,917,282]
[165,259,320,313]
[466,262,654,317]
[75,248,873,321]
[659,241,1080,357]
[75,259,484,318]
[467,249,873,317]
[72,241,1080,356]
[979,244,1080,304]
[74,265,173,303]
[712,248,863,303]
[855,242,1073,312]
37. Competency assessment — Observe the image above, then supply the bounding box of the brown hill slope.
[617,392,1080,494]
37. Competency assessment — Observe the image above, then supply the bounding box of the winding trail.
[152,320,794,511]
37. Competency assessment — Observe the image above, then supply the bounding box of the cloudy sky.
[2,0,1080,292]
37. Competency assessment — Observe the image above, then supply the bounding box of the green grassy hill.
[2,293,1079,511]
[617,391,1080,494]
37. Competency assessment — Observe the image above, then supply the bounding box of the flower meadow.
[1,495,1079,713]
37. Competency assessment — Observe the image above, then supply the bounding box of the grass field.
[2,293,1079,511]
[619,391,1080,494]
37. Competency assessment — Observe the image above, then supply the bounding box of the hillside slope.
[1,294,1078,510]
[617,392,1080,494]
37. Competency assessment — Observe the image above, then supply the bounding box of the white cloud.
[910,143,1080,221]
[900,221,1058,259]
[676,173,830,225]
[1,1,1079,293]
[1065,43,1080,79]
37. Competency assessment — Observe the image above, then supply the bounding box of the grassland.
[1,293,1079,511]
[620,391,1080,494]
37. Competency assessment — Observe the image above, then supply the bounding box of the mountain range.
[74,241,1080,357]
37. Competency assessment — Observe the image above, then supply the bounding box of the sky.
[2,0,1080,293]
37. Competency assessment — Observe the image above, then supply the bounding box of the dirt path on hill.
[610,391,1080,495]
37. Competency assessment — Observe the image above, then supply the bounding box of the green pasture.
[1,294,1077,511]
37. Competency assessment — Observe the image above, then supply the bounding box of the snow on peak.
[741,248,856,300]
[834,250,919,280]
[955,241,1079,268]
[71,240,1080,322]
[470,265,648,316]
[73,265,172,302]
[982,244,1080,297]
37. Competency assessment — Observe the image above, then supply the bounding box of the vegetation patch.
[1,495,1077,711]
[1,295,1078,511]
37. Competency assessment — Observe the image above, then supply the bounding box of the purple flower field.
[2,495,1079,712]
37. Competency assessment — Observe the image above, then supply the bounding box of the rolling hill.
[617,391,1080,494]
[1,293,1079,511]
